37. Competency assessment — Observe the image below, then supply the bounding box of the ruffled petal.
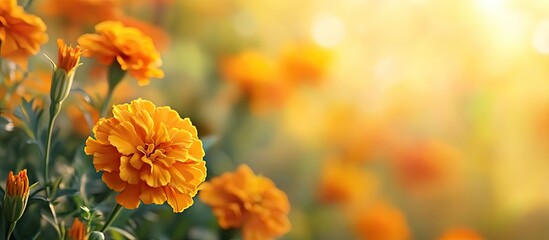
[102,171,126,192]
[108,121,144,155]
[119,155,141,184]
[164,186,193,213]
[116,183,141,209]
[140,185,166,205]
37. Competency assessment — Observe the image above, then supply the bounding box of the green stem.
[43,103,62,239]
[6,221,16,240]
[48,201,61,238]
[100,61,126,118]
[100,204,123,233]
[44,103,61,197]
[99,85,114,118]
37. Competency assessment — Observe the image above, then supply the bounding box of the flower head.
[0,0,48,69]
[200,165,291,240]
[3,169,29,222]
[84,98,206,212]
[68,218,88,240]
[77,21,164,86]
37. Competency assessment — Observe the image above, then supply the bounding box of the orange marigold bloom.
[438,227,483,240]
[354,202,410,240]
[200,165,291,240]
[68,218,88,240]
[77,21,164,86]
[84,98,206,212]
[0,0,48,68]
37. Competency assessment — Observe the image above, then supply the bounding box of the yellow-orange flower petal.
[84,98,206,212]
[77,21,164,86]
[200,164,291,240]
[0,0,48,69]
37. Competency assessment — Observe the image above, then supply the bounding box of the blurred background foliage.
[2,0,549,239]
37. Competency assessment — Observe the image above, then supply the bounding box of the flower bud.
[3,169,29,222]
[49,39,83,105]
[88,231,105,240]
[68,218,87,240]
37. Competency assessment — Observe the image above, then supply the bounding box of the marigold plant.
[0,0,48,68]
[199,164,291,240]
[77,21,164,86]
[84,98,206,212]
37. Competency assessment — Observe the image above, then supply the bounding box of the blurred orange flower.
[0,0,48,69]
[317,157,377,204]
[354,202,410,240]
[221,50,289,114]
[68,218,87,240]
[78,21,164,86]
[200,164,291,240]
[40,0,121,26]
[280,42,331,85]
[66,99,99,136]
[0,70,50,112]
[392,139,460,193]
[438,227,483,240]
[84,98,206,212]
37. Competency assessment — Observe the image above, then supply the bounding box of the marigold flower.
[84,98,206,212]
[0,0,48,69]
[3,169,29,222]
[438,227,483,240]
[354,202,410,240]
[77,21,164,86]
[392,139,460,193]
[199,165,291,240]
[68,218,88,240]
